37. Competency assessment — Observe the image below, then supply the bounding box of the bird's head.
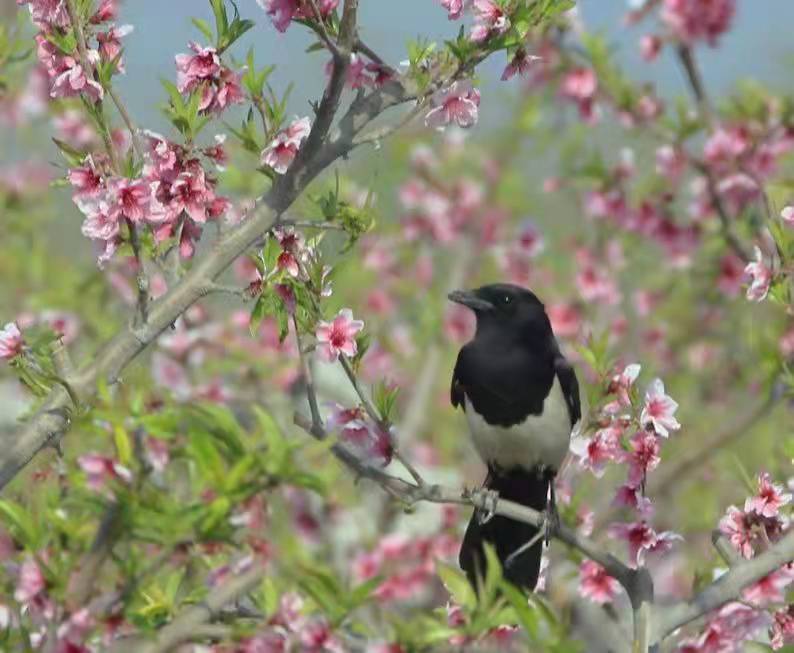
[448,283,552,343]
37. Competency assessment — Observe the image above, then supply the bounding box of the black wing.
[451,351,466,409]
[554,354,581,428]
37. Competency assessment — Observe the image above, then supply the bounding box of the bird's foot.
[470,487,500,525]
[544,505,560,545]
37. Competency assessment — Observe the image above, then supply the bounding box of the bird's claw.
[471,488,500,525]
[544,506,560,545]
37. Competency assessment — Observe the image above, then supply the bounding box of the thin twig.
[107,85,143,159]
[293,315,323,428]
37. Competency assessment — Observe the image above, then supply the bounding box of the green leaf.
[191,18,215,43]
[437,562,476,610]
[0,499,39,548]
[113,425,133,467]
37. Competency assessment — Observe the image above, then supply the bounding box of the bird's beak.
[448,289,494,312]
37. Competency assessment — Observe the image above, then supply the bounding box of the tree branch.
[653,529,794,642]
[0,9,475,491]
[108,565,266,653]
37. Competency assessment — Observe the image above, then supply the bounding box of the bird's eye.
[503,295,512,305]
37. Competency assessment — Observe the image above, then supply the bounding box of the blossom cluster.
[19,0,128,102]
[174,41,245,114]
[570,365,682,582]
[69,131,230,265]
[677,473,793,651]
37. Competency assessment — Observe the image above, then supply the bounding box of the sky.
[115,0,794,132]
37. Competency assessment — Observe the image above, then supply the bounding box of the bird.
[448,283,581,592]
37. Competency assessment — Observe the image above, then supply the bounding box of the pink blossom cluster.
[174,41,244,114]
[325,402,393,468]
[8,556,100,651]
[20,0,130,103]
[398,162,490,244]
[69,132,230,265]
[719,472,791,560]
[667,474,794,649]
[677,602,773,653]
[352,514,459,602]
[571,365,683,571]
[257,0,339,33]
[661,0,735,47]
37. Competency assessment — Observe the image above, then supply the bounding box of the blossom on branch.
[439,0,463,20]
[640,378,680,437]
[425,81,481,130]
[316,309,364,362]
[258,0,339,33]
[0,323,24,360]
[578,560,621,604]
[743,246,772,302]
[745,472,792,519]
[261,116,312,174]
[470,0,509,42]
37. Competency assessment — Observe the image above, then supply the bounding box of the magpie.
[448,283,581,592]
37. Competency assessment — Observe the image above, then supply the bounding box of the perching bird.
[449,283,581,591]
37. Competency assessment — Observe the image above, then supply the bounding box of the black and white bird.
[449,283,581,591]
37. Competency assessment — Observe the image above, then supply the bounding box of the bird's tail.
[459,467,548,592]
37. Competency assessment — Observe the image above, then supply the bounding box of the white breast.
[463,376,573,472]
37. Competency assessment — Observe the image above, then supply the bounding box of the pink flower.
[655,145,687,182]
[300,617,345,653]
[327,403,394,467]
[662,0,735,46]
[743,246,771,302]
[425,81,481,130]
[17,0,69,28]
[96,24,133,73]
[258,0,337,33]
[640,34,662,61]
[607,363,641,407]
[569,426,623,477]
[50,52,104,102]
[781,206,794,227]
[68,158,103,201]
[624,430,661,487]
[640,378,680,437]
[144,437,170,473]
[501,49,541,81]
[14,557,45,604]
[175,42,221,94]
[578,560,620,604]
[258,0,298,32]
[110,178,151,223]
[719,506,755,558]
[326,52,373,89]
[316,308,364,362]
[470,0,509,42]
[440,0,463,20]
[742,565,794,606]
[745,472,792,518]
[613,484,654,517]
[0,323,24,360]
[169,167,214,224]
[81,200,120,241]
[608,521,681,566]
[561,68,598,121]
[261,116,312,174]
[770,605,794,650]
[77,453,133,492]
